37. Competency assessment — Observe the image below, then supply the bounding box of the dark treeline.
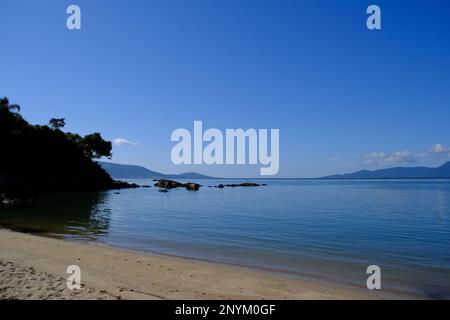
[0,97,128,195]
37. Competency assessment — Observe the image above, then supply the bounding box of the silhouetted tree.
[0,97,20,112]
[49,118,66,130]
[66,132,82,144]
[0,97,119,194]
[81,132,112,160]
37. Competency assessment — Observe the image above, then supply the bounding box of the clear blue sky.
[1,0,450,177]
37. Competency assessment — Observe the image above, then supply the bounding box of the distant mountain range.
[322,161,450,179]
[98,162,214,180]
[100,161,450,180]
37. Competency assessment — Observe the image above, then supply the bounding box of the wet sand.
[0,229,395,300]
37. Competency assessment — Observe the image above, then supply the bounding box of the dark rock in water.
[211,182,263,188]
[114,192,120,194]
[142,185,151,188]
[240,182,260,187]
[158,189,169,193]
[112,181,141,189]
[154,179,184,189]
[154,179,202,191]
[185,182,200,191]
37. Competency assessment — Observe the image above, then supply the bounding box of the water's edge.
[0,226,422,300]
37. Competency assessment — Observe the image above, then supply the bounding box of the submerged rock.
[212,182,265,188]
[239,182,261,187]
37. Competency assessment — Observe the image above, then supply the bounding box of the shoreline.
[0,229,416,300]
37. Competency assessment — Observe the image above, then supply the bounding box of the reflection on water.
[1,179,450,298]
[0,192,111,240]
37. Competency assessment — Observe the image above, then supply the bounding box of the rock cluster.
[154,179,201,191]
[112,181,141,189]
[209,183,266,188]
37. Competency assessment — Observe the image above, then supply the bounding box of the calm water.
[1,179,450,298]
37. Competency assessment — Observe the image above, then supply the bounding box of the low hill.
[98,162,214,180]
[322,162,450,179]
[98,162,162,179]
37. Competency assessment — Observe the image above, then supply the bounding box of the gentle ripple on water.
[1,179,450,298]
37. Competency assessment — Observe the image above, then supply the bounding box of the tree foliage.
[0,97,20,113]
[49,118,66,130]
[81,132,112,160]
[0,97,115,193]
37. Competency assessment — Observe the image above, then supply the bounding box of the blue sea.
[1,179,450,298]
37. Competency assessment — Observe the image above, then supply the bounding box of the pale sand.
[0,229,393,300]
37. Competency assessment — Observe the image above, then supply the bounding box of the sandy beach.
[0,229,393,300]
